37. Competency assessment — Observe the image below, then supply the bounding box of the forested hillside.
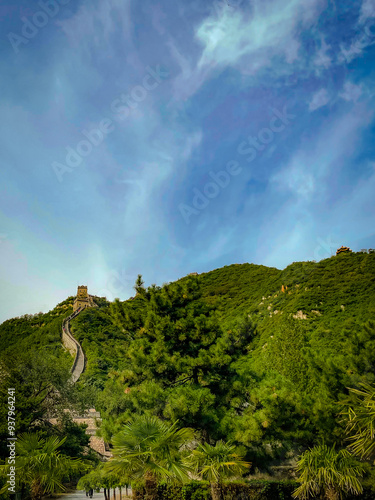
[0,296,96,465]
[0,296,74,356]
[1,251,375,472]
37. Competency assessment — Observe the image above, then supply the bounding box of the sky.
[0,0,375,323]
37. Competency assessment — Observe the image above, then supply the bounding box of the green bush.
[155,480,298,500]
[221,480,298,500]
[157,481,210,500]
[154,480,375,500]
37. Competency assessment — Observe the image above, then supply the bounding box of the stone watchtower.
[73,285,90,312]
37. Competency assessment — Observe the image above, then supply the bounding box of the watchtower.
[73,285,90,312]
[336,246,352,256]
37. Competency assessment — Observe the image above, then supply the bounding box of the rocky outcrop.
[293,310,307,320]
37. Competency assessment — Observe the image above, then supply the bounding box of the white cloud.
[58,0,131,46]
[271,103,374,199]
[195,1,318,69]
[340,81,362,102]
[308,88,330,111]
[262,103,374,267]
[313,38,332,70]
[359,0,375,24]
[171,0,324,100]
[271,161,316,199]
[339,36,371,63]
[56,0,134,71]
[338,1,375,65]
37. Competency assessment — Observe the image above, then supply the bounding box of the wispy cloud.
[195,0,323,70]
[338,1,375,64]
[359,0,375,24]
[264,102,374,265]
[339,81,363,102]
[313,38,332,71]
[171,0,324,100]
[272,103,374,196]
[309,88,330,111]
[57,0,132,51]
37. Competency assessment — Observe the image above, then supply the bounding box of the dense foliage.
[154,480,299,500]
[0,433,88,500]
[77,253,375,470]
[0,298,96,466]
[0,296,74,356]
[292,444,366,499]
[1,251,375,482]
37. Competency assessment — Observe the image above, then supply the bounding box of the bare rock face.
[311,310,322,316]
[293,310,307,320]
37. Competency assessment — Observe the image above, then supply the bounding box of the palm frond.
[293,444,365,499]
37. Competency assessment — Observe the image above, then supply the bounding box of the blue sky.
[1,0,375,322]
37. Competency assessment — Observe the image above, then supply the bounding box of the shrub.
[155,480,299,500]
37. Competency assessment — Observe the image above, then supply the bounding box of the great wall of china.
[62,308,86,383]
[59,290,112,458]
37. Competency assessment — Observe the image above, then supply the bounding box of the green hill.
[194,251,375,329]
[0,296,74,356]
[1,251,375,469]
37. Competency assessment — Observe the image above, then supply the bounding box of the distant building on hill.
[73,285,91,312]
[336,246,352,255]
[189,272,198,276]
